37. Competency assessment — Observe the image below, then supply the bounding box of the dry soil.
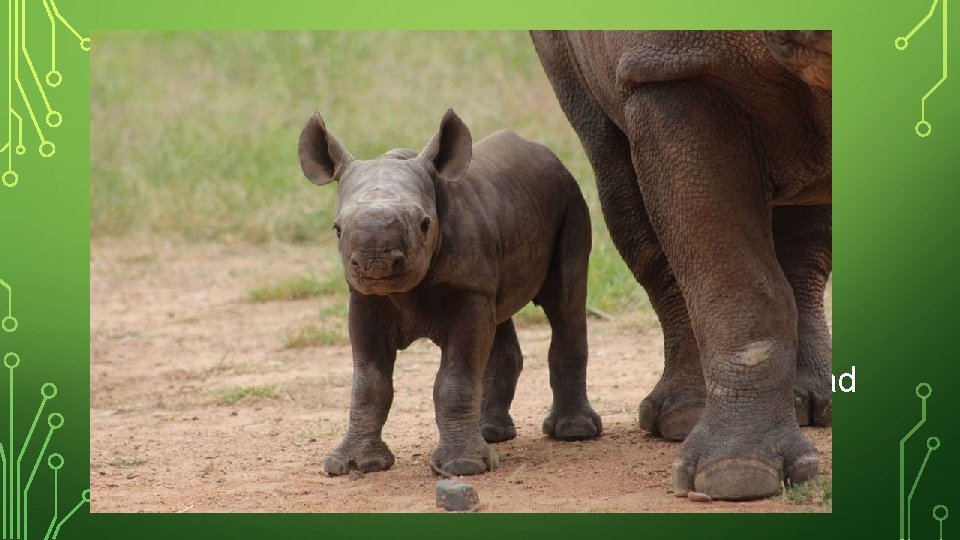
[90,240,832,513]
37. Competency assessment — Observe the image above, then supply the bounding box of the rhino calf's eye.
[332,224,342,238]
[420,217,431,235]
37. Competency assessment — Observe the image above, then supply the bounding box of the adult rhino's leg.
[625,82,818,500]
[531,31,704,441]
[323,293,398,476]
[480,319,523,443]
[536,185,601,441]
[636,264,705,442]
[773,205,832,426]
[431,295,499,476]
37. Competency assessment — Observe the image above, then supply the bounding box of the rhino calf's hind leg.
[480,319,523,443]
[537,196,602,441]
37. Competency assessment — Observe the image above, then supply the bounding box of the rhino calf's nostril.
[386,249,406,273]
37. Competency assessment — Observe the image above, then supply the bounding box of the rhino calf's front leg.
[324,294,398,476]
[431,295,500,476]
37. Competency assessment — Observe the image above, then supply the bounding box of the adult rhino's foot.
[672,420,819,500]
[794,371,832,427]
[431,436,499,476]
[480,411,517,443]
[323,437,395,476]
[637,378,705,441]
[542,400,602,441]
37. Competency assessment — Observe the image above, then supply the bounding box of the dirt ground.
[90,239,832,513]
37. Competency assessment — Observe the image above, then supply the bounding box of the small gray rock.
[348,469,365,481]
[435,479,479,511]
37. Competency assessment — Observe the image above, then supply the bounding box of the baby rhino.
[298,109,601,477]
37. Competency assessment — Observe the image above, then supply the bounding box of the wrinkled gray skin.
[298,110,601,477]
[531,31,832,500]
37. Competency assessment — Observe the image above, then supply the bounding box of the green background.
[1,0,958,537]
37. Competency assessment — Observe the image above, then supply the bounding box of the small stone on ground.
[435,479,479,511]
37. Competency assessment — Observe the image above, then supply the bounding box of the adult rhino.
[531,30,832,500]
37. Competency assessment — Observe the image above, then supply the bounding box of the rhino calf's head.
[298,109,473,296]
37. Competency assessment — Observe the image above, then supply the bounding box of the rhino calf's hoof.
[480,414,517,443]
[431,440,499,477]
[323,439,395,476]
[542,404,602,441]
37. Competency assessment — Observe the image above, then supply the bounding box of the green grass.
[783,477,832,508]
[106,455,148,468]
[248,272,346,303]
[285,302,350,348]
[91,30,648,318]
[513,303,549,326]
[248,270,353,344]
[215,384,279,405]
[285,323,348,348]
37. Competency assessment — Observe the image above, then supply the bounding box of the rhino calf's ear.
[298,112,353,186]
[418,109,472,182]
